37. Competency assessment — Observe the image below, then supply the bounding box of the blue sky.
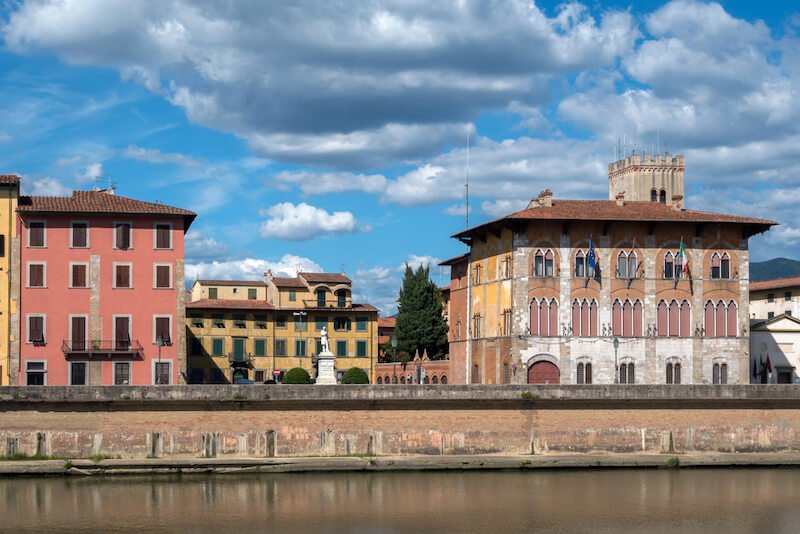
[2,0,800,314]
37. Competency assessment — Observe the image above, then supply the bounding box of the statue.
[320,326,330,353]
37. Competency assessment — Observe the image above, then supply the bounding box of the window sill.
[112,287,134,290]
[69,246,90,250]
[26,286,47,289]
[69,286,89,289]
[154,248,174,251]
[153,286,174,290]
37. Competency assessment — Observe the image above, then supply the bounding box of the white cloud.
[0,132,11,142]
[351,266,398,315]
[480,199,528,217]
[75,162,103,184]
[258,202,359,241]
[184,230,228,262]
[122,144,202,167]
[186,254,323,282]
[274,170,387,195]
[20,176,71,196]
[401,254,442,271]
[56,155,82,167]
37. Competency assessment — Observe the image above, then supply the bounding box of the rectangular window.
[154,361,171,385]
[785,291,792,302]
[294,313,308,331]
[28,221,45,247]
[337,291,347,308]
[27,315,45,345]
[289,290,296,302]
[255,370,266,383]
[190,336,203,355]
[115,223,132,250]
[274,339,287,356]
[316,338,323,354]
[28,263,45,288]
[316,290,326,307]
[71,222,88,248]
[71,263,88,288]
[315,316,327,331]
[154,316,172,345]
[356,340,367,357]
[154,223,172,249]
[356,317,368,331]
[276,314,287,328]
[70,362,87,386]
[768,293,775,303]
[212,338,224,356]
[254,339,266,356]
[248,288,257,300]
[212,313,225,328]
[154,264,172,289]
[0,234,4,257]
[114,316,131,350]
[295,339,306,357]
[254,314,268,329]
[768,311,775,319]
[334,317,350,331]
[25,361,46,385]
[114,264,131,288]
[233,314,247,329]
[208,287,218,299]
[114,362,131,385]
[336,340,348,357]
[70,316,87,351]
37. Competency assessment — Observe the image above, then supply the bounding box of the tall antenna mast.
[465,132,471,229]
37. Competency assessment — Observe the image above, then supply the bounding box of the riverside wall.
[1,385,800,459]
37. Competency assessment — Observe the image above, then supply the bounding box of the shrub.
[341,367,369,384]
[282,367,312,384]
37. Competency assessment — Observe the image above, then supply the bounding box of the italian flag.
[678,239,689,275]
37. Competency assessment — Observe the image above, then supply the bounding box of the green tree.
[282,367,312,384]
[394,264,449,360]
[341,367,369,384]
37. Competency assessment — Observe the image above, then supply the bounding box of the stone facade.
[609,154,685,208]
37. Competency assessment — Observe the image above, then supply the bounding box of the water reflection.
[1,469,800,532]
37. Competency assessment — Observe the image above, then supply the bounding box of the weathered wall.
[2,385,800,459]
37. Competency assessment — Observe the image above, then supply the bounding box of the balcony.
[61,340,144,358]
[228,351,252,365]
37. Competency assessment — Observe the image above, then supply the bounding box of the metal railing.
[228,351,252,364]
[61,340,145,357]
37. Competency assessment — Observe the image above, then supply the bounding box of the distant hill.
[750,258,800,282]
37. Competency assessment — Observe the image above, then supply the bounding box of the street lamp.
[613,337,619,385]
[156,336,165,385]
[391,335,398,382]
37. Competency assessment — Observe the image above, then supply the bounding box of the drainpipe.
[466,255,472,384]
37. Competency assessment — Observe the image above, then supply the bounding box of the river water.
[1,469,799,533]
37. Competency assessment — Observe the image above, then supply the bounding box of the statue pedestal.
[315,351,337,384]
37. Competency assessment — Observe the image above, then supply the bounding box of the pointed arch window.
[664,252,675,279]
[530,298,558,336]
[617,250,637,279]
[545,250,554,277]
[620,362,635,384]
[711,252,732,279]
[651,189,658,202]
[577,362,593,384]
[713,362,728,384]
[726,301,737,337]
[666,362,682,384]
[659,190,666,204]
[533,249,554,277]
[571,299,598,337]
[575,250,585,278]
[614,299,643,337]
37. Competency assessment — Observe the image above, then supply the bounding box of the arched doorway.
[528,361,560,384]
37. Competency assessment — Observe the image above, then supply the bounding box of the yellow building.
[186,271,378,383]
[0,175,19,385]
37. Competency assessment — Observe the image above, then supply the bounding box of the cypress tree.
[394,264,449,360]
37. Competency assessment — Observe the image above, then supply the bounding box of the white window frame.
[68,361,89,386]
[153,263,173,289]
[152,314,173,345]
[113,262,133,289]
[69,262,90,289]
[68,314,89,348]
[26,261,47,288]
[25,314,46,345]
[25,360,47,385]
[153,222,173,250]
[114,361,132,385]
[27,220,47,248]
[113,221,133,250]
[70,221,90,248]
[152,359,173,385]
[112,314,133,346]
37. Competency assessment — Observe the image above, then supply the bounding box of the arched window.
[529,299,539,335]
[423,376,430,384]
[727,301,737,337]
[572,300,580,335]
[680,300,691,337]
[711,253,721,279]
[664,252,675,279]
[400,376,406,384]
[580,299,589,336]
[533,249,555,277]
[666,363,674,384]
[704,301,715,337]
[651,189,658,202]
[617,251,628,279]
[575,250,585,278]
[472,364,480,384]
[392,376,398,384]
[666,362,682,385]
[619,363,635,384]
[577,362,585,385]
[633,300,643,337]
[614,299,642,337]
[713,363,728,385]
[545,250,554,277]
[715,300,726,338]
[668,300,679,337]
[385,375,390,384]
[539,299,548,335]
[721,253,731,279]
[628,252,637,279]
[336,289,347,308]
[432,376,439,384]
[589,300,598,336]
[713,363,720,385]
[441,375,448,384]
[660,190,666,204]
[377,377,382,384]
[548,299,558,336]
[571,299,596,337]
[612,300,622,336]
[585,363,592,384]
[657,300,668,337]
[533,249,544,277]
[623,300,633,337]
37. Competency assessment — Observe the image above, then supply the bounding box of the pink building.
[15,189,195,386]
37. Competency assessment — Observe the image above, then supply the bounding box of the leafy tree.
[341,367,369,384]
[394,264,449,360]
[282,367,312,384]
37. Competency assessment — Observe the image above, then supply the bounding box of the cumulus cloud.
[122,145,202,167]
[480,199,528,217]
[20,176,71,196]
[186,254,323,282]
[56,155,82,167]
[401,254,442,271]
[258,202,360,241]
[273,170,387,195]
[184,230,229,262]
[1,0,638,168]
[75,162,103,184]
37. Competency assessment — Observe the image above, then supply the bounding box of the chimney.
[264,269,273,283]
[615,192,625,207]
[671,195,684,211]
[527,188,553,209]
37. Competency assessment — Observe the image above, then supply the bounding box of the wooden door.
[115,317,130,350]
[71,316,86,351]
[528,361,560,384]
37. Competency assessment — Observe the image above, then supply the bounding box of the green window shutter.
[346,318,352,331]
[212,338,223,356]
[248,288,257,300]
[295,339,306,357]
[356,317,367,331]
[356,341,367,357]
[336,340,347,357]
[316,339,323,354]
[208,287,218,299]
[254,339,266,356]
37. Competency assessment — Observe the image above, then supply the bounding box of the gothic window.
[614,299,643,337]
[704,301,738,337]
[633,300,643,337]
[612,300,622,336]
[657,300,668,337]
[664,252,675,279]
[532,249,556,277]
[571,299,598,337]
[623,300,633,337]
[659,190,666,204]
[617,251,637,279]
[502,308,512,336]
[585,363,592,384]
[658,300,691,337]
[704,301,715,337]
[668,300,679,337]
[589,300,598,336]
[575,250,585,278]
[531,298,558,336]
[666,362,682,385]
[529,299,539,335]
[577,362,584,385]
[712,252,732,279]
[726,301,737,337]
[472,314,482,338]
[713,362,728,384]
[680,300,691,337]
[619,362,635,384]
[545,250,554,277]
[651,189,658,202]
[533,250,544,277]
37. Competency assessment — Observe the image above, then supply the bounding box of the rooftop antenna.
[340,263,346,275]
[465,132,471,229]
[657,128,660,156]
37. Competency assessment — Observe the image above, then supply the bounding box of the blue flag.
[587,239,597,271]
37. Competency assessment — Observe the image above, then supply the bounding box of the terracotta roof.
[439,253,469,266]
[750,277,800,292]
[378,317,396,328]
[270,277,307,288]
[187,299,275,310]
[196,280,266,287]
[298,272,351,284]
[453,200,776,240]
[0,175,20,185]
[17,190,196,228]
[273,304,379,313]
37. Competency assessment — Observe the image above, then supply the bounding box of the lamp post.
[391,335,397,383]
[613,337,619,385]
[156,336,165,385]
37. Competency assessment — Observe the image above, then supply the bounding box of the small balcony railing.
[228,351,252,364]
[61,340,144,358]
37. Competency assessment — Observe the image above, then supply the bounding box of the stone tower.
[608,154,685,208]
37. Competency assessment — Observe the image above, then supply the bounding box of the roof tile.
[298,272,351,284]
[750,277,800,292]
[17,190,196,221]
